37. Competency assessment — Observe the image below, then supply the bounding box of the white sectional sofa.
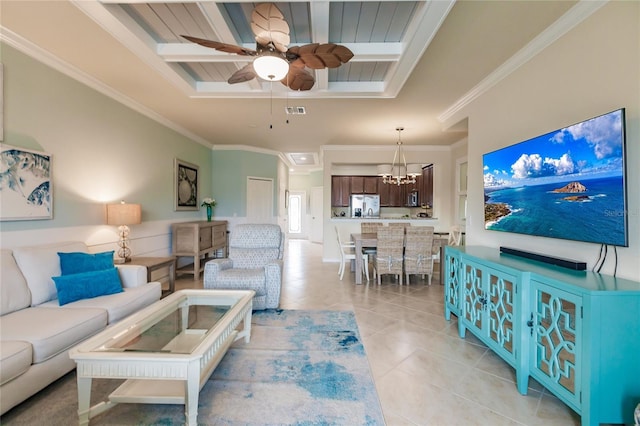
[0,241,162,415]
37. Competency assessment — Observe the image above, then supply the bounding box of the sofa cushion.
[0,249,31,315]
[12,242,88,306]
[40,282,162,323]
[58,251,114,275]
[0,306,107,364]
[0,341,32,385]
[52,268,123,306]
[214,268,267,296]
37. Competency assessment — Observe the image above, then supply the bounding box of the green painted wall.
[211,150,278,217]
[309,170,323,187]
[0,44,211,232]
[289,171,323,193]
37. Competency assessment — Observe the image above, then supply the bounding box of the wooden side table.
[128,257,176,296]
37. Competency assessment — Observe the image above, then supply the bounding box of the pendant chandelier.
[378,127,422,185]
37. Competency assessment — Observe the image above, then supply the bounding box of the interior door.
[310,186,323,243]
[247,177,274,223]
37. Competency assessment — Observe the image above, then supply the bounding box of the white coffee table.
[69,289,255,425]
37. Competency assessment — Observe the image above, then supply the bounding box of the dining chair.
[448,225,463,246]
[360,222,382,267]
[335,226,369,281]
[432,225,463,266]
[388,222,411,230]
[374,226,405,285]
[361,222,382,234]
[404,226,435,285]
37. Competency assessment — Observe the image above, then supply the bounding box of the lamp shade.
[107,202,141,226]
[377,164,392,176]
[253,53,289,81]
[407,164,423,176]
[390,165,407,179]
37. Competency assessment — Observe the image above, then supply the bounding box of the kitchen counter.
[331,217,438,221]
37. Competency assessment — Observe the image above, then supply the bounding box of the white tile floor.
[177,239,584,426]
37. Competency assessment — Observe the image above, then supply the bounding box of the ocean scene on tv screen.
[483,109,627,247]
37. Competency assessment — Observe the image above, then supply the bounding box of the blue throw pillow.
[52,268,123,306]
[58,251,114,275]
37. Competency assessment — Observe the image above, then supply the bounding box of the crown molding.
[0,27,212,148]
[450,137,468,151]
[438,0,608,124]
[212,144,282,157]
[322,144,451,152]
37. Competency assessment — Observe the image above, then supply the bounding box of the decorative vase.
[206,205,212,222]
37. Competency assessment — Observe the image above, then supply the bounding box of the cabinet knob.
[526,313,535,336]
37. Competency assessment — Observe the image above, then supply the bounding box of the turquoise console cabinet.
[444,246,640,426]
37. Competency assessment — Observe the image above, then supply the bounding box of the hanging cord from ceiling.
[285,79,290,125]
[269,80,273,129]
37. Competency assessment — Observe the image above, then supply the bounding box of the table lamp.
[106,201,141,263]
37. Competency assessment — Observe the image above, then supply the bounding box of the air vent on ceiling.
[285,106,306,115]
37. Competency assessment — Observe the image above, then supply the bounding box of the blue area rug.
[98,309,385,425]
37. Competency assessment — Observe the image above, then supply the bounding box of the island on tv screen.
[483,108,628,247]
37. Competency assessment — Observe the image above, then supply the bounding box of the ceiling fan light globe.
[254,54,289,81]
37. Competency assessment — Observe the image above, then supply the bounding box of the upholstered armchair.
[203,224,284,310]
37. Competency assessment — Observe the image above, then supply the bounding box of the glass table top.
[96,299,234,355]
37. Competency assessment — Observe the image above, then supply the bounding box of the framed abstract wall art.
[174,158,198,211]
[0,144,53,220]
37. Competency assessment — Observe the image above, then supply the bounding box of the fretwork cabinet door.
[459,259,518,366]
[461,260,484,336]
[486,270,518,363]
[444,247,462,320]
[528,279,582,412]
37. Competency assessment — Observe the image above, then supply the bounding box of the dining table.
[350,232,449,285]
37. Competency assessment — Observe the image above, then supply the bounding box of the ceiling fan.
[182,2,354,91]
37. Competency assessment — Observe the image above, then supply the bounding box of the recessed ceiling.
[0,0,584,172]
[75,0,454,99]
[287,152,318,167]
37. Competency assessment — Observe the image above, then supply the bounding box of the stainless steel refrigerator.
[351,194,380,218]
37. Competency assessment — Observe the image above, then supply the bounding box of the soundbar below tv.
[500,247,586,271]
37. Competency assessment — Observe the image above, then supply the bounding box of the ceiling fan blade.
[228,64,257,84]
[181,35,256,56]
[287,43,354,69]
[251,3,290,53]
[281,67,315,91]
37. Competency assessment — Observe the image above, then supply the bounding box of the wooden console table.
[172,221,227,280]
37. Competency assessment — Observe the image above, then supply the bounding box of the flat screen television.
[483,108,628,247]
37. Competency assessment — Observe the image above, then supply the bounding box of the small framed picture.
[174,158,198,211]
[0,144,53,220]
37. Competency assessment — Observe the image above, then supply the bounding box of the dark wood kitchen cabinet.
[421,165,433,207]
[363,176,378,194]
[378,177,390,206]
[389,182,405,207]
[350,176,378,194]
[379,177,407,207]
[350,176,364,193]
[331,176,351,207]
